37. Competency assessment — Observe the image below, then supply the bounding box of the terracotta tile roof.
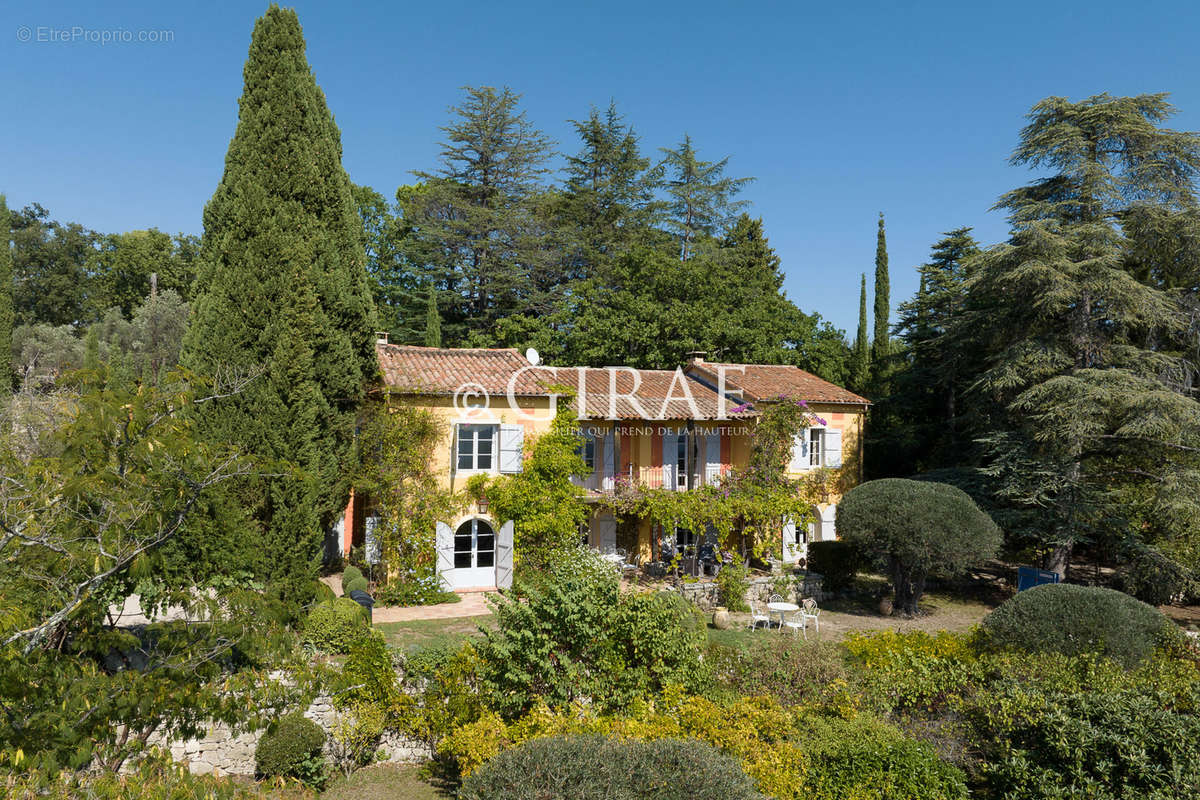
[568,367,754,421]
[375,343,548,396]
[687,361,870,406]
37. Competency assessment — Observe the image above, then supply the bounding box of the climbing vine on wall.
[353,403,461,592]
[466,407,589,573]
[601,399,834,560]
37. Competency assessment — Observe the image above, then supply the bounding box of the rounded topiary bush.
[301,597,370,653]
[341,565,364,589]
[255,713,327,787]
[980,583,1179,667]
[458,735,763,800]
[343,575,370,595]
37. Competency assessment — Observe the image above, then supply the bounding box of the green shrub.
[301,598,370,654]
[458,734,764,800]
[375,576,459,606]
[341,565,363,589]
[475,550,708,717]
[981,583,1180,668]
[708,636,846,706]
[806,541,861,592]
[969,682,1200,799]
[343,575,370,595]
[716,559,751,612]
[254,713,327,788]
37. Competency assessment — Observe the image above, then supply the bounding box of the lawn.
[374,614,493,654]
[321,764,449,800]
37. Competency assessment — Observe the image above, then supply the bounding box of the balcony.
[572,463,728,495]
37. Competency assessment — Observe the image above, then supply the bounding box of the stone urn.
[712,607,731,630]
[878,594,894,616]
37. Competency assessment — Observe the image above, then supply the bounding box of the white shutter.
[704,430,721,485]
[824,428,843,468]
[789,433,806,471]
[823,504,839,540]
[498,424,524,473]
[496,520,514,590]
[602,427,616,490]
[435,522,454,590]
[782,516,798,563]
[661,430,677,491]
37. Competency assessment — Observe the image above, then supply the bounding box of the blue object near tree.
[1017,566,1060,592]
[348,589,375,623]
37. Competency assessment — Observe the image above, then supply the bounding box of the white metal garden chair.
[801,598,821,634]
[748,600,771,630]
[782,610,807,639]
[768,593,784,629]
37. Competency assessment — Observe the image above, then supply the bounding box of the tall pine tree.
[181,6,376,587]
[0,195,12,393]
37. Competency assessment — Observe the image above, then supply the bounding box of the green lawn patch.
[375,615,493,655]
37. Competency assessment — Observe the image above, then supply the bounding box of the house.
[341,341,869,591]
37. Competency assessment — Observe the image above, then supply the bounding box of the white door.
[448,518,496,589]
[591,513,617,553]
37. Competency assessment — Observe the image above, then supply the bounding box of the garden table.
[766,601,799,628]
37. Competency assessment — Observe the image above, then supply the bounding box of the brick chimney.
[686,350,706,366]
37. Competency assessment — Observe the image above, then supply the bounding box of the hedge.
[806,541,861,592]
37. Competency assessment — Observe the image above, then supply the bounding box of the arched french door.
[451,518,495,589]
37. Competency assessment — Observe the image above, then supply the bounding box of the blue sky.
[3,0,1199,335]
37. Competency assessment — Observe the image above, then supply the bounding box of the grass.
[375,614,493,654]
[321,764,449,800]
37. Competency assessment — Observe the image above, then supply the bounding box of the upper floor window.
[457,423,496,471]
[577,431,596,472]
[808,428,823,467]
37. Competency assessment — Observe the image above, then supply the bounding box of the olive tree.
[837,478,1001,615]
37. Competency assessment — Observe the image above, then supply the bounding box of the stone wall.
[153,693,432,776]
[675,573,826,612]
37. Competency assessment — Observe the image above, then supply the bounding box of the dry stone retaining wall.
[153,693,431,776]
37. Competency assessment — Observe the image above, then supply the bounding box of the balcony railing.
[572,463,727,494]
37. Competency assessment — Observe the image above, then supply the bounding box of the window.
[457,424,496,471]
[577,432,595,472]
[454,518,494,569]
[676,434,688,489]
[808,428,823,468]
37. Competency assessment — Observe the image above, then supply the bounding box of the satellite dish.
[525,347,541,366]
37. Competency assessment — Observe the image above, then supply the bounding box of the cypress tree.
[424,285,442,347]
[181,6,376,587]
[849,273,870,392]
[0,195,11,392]
[872,212,890,364]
